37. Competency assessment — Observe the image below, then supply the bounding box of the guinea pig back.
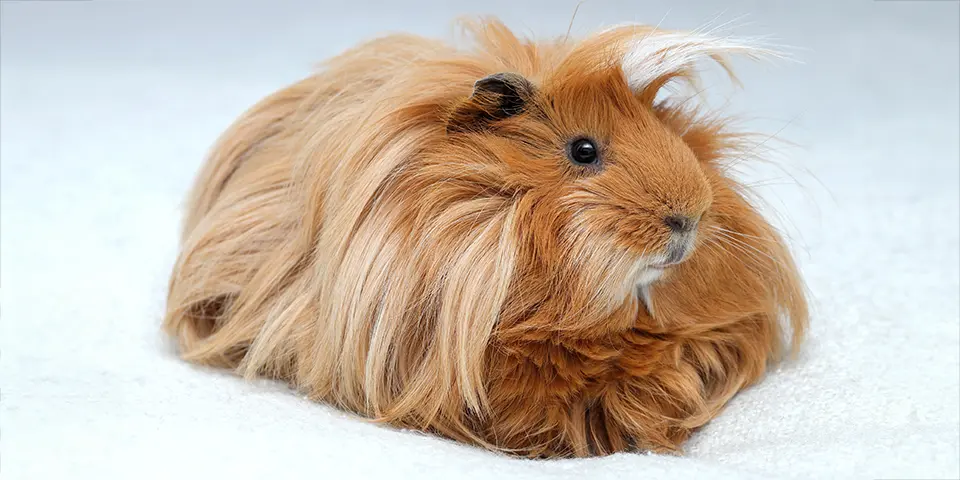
[164,18,808,458]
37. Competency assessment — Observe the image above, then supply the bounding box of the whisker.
[710,229,783,272]
[710,225,773,243]
[719,116,798,175]
[710,235,769,271]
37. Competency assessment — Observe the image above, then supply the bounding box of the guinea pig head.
[444,28,766,337]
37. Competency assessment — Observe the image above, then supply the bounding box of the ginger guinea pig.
[164,18,808,458]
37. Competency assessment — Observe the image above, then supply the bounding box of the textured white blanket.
[2,2,958,479]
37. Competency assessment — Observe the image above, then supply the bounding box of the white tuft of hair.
[621,31,778,93]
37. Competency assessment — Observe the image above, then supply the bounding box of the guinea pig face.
[447,68,713,318]
[545,71,714,284]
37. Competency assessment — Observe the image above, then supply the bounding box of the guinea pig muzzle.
[652,229,698,268]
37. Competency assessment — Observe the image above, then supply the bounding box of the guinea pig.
[164,18,808,458]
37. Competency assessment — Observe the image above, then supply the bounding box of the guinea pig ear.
[447,72,536,133]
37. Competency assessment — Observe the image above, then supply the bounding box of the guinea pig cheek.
[613,208,673,262]
[578,206,673,294]
[553,204,655,312]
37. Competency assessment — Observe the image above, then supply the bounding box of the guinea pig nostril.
[664,215,695,233]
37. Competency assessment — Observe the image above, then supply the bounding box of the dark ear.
[447,72,535,133]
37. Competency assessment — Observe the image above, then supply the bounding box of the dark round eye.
[568,138,599,166]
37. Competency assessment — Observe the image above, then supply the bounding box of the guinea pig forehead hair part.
[557,24,780,104]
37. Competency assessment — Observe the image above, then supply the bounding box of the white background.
[2,1,958,479]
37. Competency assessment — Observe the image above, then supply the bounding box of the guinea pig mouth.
[635,233,695,317]
[646,262,673,270]
[632,232,697,291]
[658,232,697,266]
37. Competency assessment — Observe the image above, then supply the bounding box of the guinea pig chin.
[632,231,696,317]
[635,231,697,284]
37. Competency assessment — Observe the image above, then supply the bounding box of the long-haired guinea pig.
[164,18,808,458]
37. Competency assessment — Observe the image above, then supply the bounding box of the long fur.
[164,19,808,458]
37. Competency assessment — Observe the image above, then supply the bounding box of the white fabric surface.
[2,2,958,479]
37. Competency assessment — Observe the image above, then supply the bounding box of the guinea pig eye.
[568,138,599,166]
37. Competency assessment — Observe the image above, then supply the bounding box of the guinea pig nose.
[664,215,697,233]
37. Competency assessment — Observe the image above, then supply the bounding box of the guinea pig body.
[164,19,808,458]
